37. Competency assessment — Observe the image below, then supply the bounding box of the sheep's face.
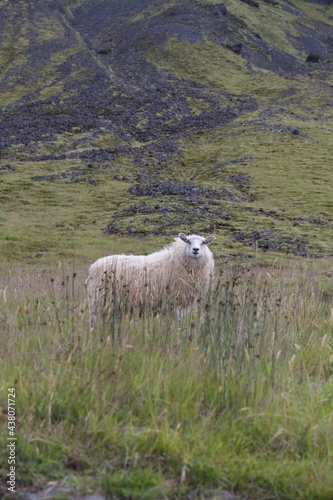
[179,233,216,259]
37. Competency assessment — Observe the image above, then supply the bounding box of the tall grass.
[0,262,333,498]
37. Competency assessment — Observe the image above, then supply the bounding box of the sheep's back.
[87,252,171,310]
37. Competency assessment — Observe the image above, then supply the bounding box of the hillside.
[1,0,333,263]
[2,3,333,499]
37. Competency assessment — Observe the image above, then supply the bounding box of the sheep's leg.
[85,275,99,327]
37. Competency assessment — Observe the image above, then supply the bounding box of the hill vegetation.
[1,0,333,498]
[1,0,333,262]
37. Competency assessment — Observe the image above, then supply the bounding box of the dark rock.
[306,53,320,63]
[210,4,228,17]
[233,228,311,256]
[0,164,15,171]
[240,0,259,7]
[309,218,327,225]
[226,174,252,189]
[24,488,76,500]
[23,489,106,500]
[98,47,112,55]
[104,199,231,237]
[226,42,243,54]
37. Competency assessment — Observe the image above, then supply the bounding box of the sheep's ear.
[179,233,188,243]
[205,236,216,245]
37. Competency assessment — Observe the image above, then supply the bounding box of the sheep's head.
[179,233,216,259]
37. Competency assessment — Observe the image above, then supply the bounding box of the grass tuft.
[1,261,333,497]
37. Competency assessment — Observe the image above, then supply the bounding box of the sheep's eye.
[202,241,206,245]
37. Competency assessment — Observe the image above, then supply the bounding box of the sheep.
[85,233,216,326]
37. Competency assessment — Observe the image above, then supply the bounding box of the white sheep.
[85,233,216,325]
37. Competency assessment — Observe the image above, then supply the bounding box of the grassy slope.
[146,0,333,258]
[0,0,333,264]
[1,0,333,498]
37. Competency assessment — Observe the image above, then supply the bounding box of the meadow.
[1,0,333,497]
[1,258,333,499]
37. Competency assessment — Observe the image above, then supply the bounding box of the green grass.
[130,0,179,23]
[3,105,333,263]
[0,0,332,264]
[172,88,333,255]
[0,2,90,107]
[1,261,333,498]
[0,156,147,263]
[148,37,259,94]
[1,1,333,495]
